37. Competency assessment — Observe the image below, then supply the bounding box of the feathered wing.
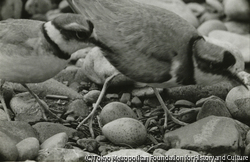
[67,0,198,83]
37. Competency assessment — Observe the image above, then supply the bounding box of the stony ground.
[0,0,250,161]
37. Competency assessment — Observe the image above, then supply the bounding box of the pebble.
[197,20,227,36]
[83,90,101,104]
[153,148,200,156]
[226,85,250,125]
[119,93,131,104]
[0,131,18,161]
[131,96,142,107]
[197,98,232,120]
[65,99,89,118]
[99,102,137,125]
[102,118,147,147]
[106,93,119,100]
[186,3,206,17]
[77,138,99,152]
[0,0,23,20]
[0,121,38,144]
[224,21,250,35]
[37,148,98,161]
[68,82,80,92]
[164,116,248,155]
[174,100,195,108]
[10,92,44,122]
[41,132,68,149]
[132,87,163,98]
[134,0,199,27]
[223,0,250,21]
[16,137,40,161]
[25,0,53,15]
[32,122,85,143]
[196,95,221,107]
[208,30,250,62]
[105,149,151,156]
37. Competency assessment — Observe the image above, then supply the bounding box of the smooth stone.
[10,92,44,122]
[175,100,195,108]
[199,12,221,23]
[187,3,206,17]
[32,122,85,143]
[119,93,131,104]
[208,30,250,62]
[0,131,18,161]
[0,108,9,121]
[77,138,99,152]
[133,0,199,27]
[153,148,200,156]
[164,116,249,155]
[16,137,40,161]
[105,93,119,100]
[197,98,232,120]
[10,79,82,99]
[83,90,101,104]
[226,85,250,125]
[0,0,23,20]
[25,0,53,15]
[204,37,245,72]
[131,96,142,107]
[132,87,163,98]
[224,21,250,35]
[195,95,221,107]
[105,149,151,156]
[65,99,89,118]
[37,148,97,161]
[223,0,250,21]
[0,121,38,144]
[198,20,227,36]
[41,132,68,149]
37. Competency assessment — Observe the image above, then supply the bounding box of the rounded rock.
[0,131,18,161]
[16,137,40,161]
[41,132,68,149]
[198,20,227,36]
[83,90,101,104]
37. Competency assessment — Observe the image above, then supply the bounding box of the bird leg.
[152,87,187,128]
[22,84,65,122]
[76,73,119,137]
[0,80,11,121]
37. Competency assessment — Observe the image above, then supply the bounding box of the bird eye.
[76,31,88,40]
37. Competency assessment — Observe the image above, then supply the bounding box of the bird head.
[192,37,248,89]
[44,13,95,55]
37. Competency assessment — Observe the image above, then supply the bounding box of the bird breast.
[0,53,68,83]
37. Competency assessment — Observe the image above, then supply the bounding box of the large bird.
[0,14,96,121]
[66,0,247,135]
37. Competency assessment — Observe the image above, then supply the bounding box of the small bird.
[0,14,96,121]
[67,0,248,135]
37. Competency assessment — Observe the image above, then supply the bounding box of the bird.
[66,0,248,136]
[0,13,97,121]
